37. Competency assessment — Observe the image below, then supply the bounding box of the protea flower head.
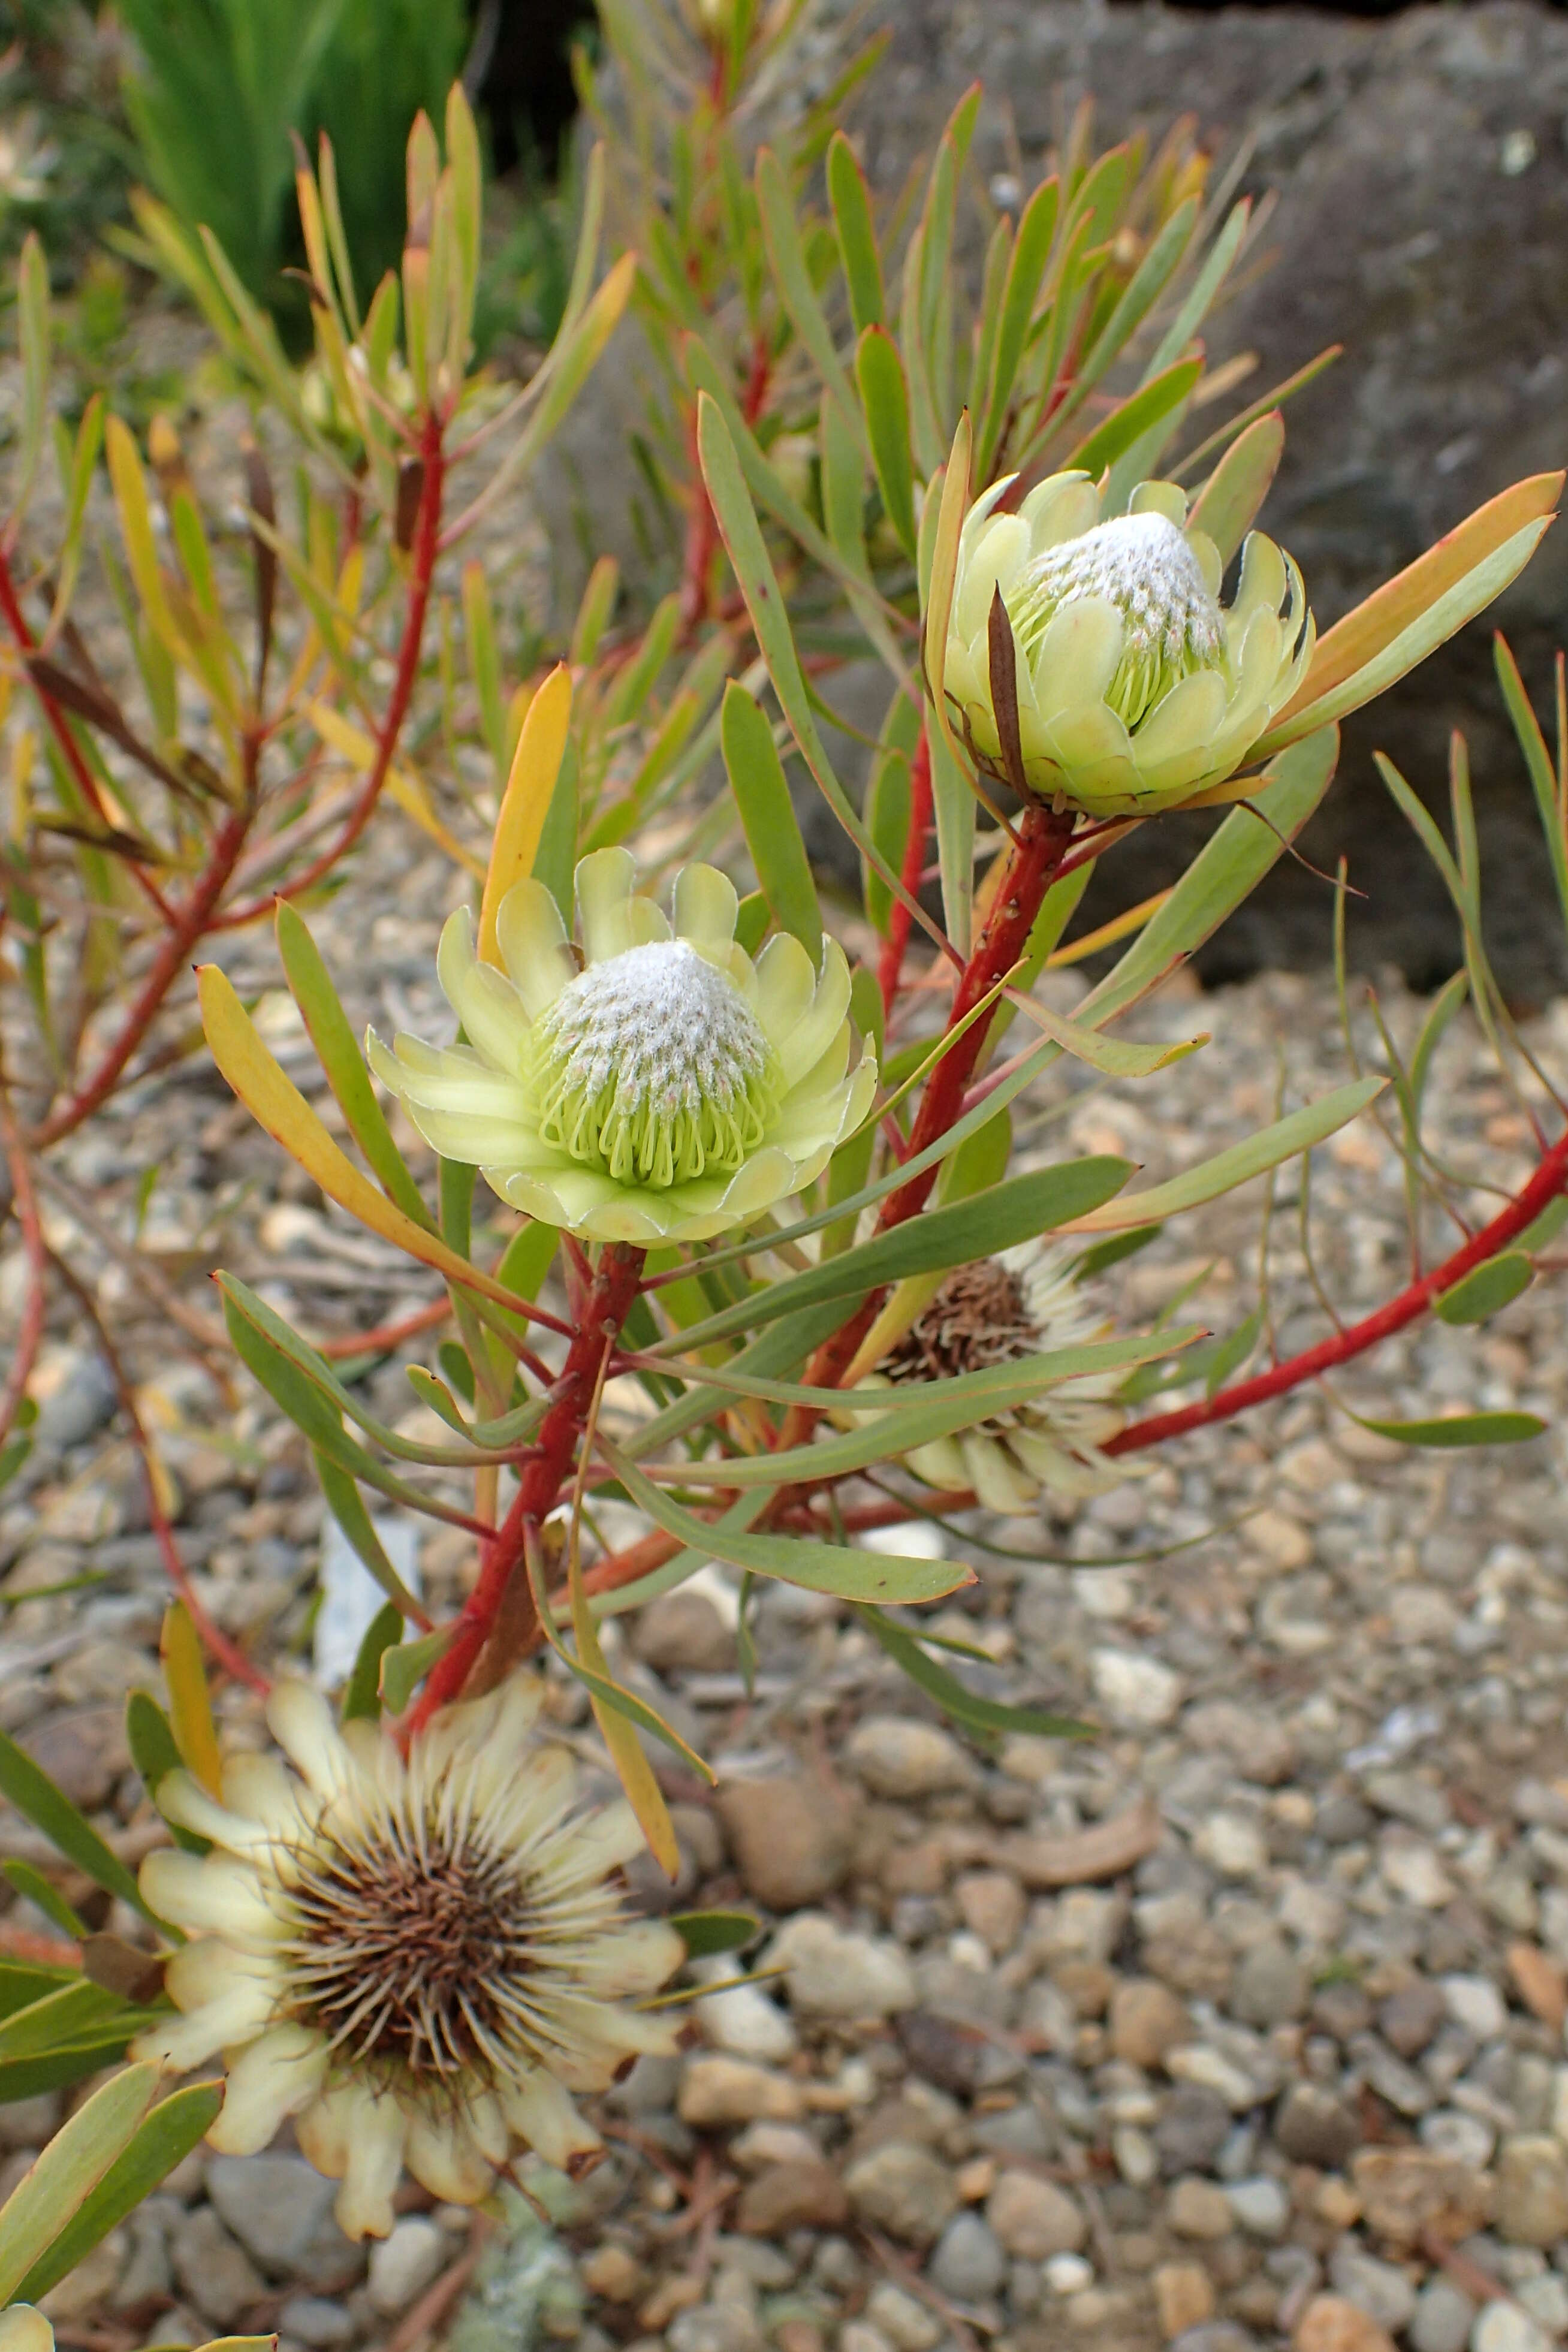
[943,474,1313,817]
[369,848,876,1244]
[132,1677,683,2241]
[865,1243,1131,1513]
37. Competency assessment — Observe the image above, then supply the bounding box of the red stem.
[789,800,1077,1421]
[231,410,446,922]
[878,724,933,1025]
[408,1242,646,1729]
[0,542,173,922]
[0,1090,47,1443]
[1109,1123,1568,1455]
[27,800,252,1150]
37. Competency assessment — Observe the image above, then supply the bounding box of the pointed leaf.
[605,1446,974,1606]
[1435,1253,1533,1325]
[828,133,882,333]
[857,327,916,560]
[0,1733,152,1928]
[480,664,574,965]
[1187,412,1285,568]
[197,966,529,1316]
[0,2062,156,2303]
[276,903,433,1230]
[1356,1411,1546,1449]
[342,1600,404,1721]
[672,1910,760,1957]
[856,1605,1090,1741]
[722,683,822,963]
[1259,473,1563,753]
[159,1602,221,1799]
[1060,1077,1386,1235]
[16,2078,222,2303]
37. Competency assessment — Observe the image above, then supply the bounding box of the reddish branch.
[0,1087,47,1443]
[786,797,1078,1425]
[408,1243,647,1730]
[228,410,447,921]
[0,542,173,922]
[1109,1121,1568,1455]
[877,724,934,1024]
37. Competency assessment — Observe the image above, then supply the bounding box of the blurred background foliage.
[0,0,595,357]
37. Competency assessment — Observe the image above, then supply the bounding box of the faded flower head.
[869,1243,1130,1513]
[944,474,1313,816]
[369,847,876,1244]
[132,1677,683,2241]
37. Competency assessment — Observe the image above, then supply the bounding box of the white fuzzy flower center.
[1011,511,1224,729]
[532,939,777,1189]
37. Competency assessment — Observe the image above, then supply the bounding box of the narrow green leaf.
[1079,729,1340,1026]
[16,233,50,520]
[1495,635,1568,938]
[669,1325,1198,1492]
[379,1628,453,1715]
[1065,1079,1385,1235]
[649,1157,1132,1355]
[342,1600,404,1721]
[605,1447,972,1606]
[976,174,1060,477]
[673,1910,759,1958]
[0,1864,85,1944]
[856,1605,1091,1741]
[314,1460,426,1623]
[1435,1253,1533,1325]
[1203,1308,1262,1398]
[756,147,861,442]
[1142,195,1252,381]
[0,2062,156,2303]
[1187,411,1285,568]
[0,1734,152,1928]
[16,2080,224,2304]
[828,132,882,333]
[1357,1410,1546,1448]
[123,1694,206,1855]
[696,394,930,945]
[821,388,868,575]
[722,683,822,963]
[1063,358,1202,481]
[0,1982,129,2062]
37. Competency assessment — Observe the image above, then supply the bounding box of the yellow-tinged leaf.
[1046,890,1174,967]
[104,415,186,661]
[1270,472,1563,728]
[196,965,530,1314]
[923,411,972,773]
[160,1601,222,1798]
[844,1273,945,1388]
[479,664,572,966]
[569,1537,679,1881]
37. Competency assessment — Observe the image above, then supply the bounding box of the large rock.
[544,1,1568,996]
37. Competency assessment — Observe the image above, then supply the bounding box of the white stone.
[1090,1647,1182,1729]
[1193,1810,1270,1878]
[1442,1973,1508,2040]
[1166,2043,1259,2112]
[367,2217,445,2318]
[693,1965,798,2064]
[1113,2126,1158,2187]
[768,1913,917,2018]
[1471,2303,1553,2352]
[1380,1831,1455,1909]
[1226,2176,1290,2237]
[1045,2253,1095,2295]
[864,2284,943,2352]
[848,1715,976,1798]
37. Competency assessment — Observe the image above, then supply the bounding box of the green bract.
[369,848,877,1244]
[945,473,1314,817]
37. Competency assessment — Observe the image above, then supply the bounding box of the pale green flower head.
[944,474,1314,816]
[369,847,876,1245]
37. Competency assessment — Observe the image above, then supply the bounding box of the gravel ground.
[5,806,1568,2352]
